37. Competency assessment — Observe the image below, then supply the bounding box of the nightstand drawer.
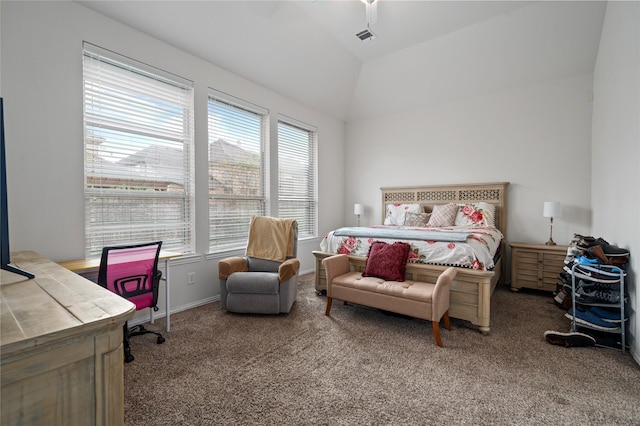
[513,270,559,290]
[541,252,565,265]
[514,251,541,267]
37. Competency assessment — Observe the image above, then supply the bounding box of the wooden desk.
[59,250,182,332]
[1,251,136,425]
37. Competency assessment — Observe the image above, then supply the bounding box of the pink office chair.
[98,241,165,363]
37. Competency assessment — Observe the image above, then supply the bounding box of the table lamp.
[354,203,363,226]
[543,202,560,245]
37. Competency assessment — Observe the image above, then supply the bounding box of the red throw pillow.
[363,241,411,282]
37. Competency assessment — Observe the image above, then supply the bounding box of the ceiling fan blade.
[370,1,378,26]
[365,1,378,26]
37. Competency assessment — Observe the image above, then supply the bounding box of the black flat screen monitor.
[1,98,34,279]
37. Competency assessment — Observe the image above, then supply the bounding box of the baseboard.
[129,271,314,328]
[129,296,220,327]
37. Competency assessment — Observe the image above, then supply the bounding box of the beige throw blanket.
[245,216,297,262]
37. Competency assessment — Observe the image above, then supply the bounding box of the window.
[83,43,195,258]
[277,117,317,238]
[208,90,268,252]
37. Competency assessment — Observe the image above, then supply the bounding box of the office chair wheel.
[157,336,165,344]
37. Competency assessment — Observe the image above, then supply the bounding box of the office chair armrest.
[218,257,248,279]
[279,258,300,282]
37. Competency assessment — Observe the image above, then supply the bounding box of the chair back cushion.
[98,241,162,310]
[246,257,281,273]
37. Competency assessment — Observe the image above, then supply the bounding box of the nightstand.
[510,242,568,292]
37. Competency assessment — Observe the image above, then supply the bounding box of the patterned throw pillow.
[427,203,458,227]
[363,241,411,282]
[454,202,496,227]
[403,212,431,227]
[383,203,421,226]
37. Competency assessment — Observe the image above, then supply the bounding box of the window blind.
[83,43,195,257]
[208,90,268,252]
[277,117,317,238]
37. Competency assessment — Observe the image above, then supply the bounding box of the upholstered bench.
[322,254,456,347]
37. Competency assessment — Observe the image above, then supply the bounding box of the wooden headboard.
[380,182,510,238]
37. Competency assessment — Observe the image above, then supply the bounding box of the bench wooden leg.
[325,297,333,316]
[432,321,443,347]
[443,310,451,331]
[431,311,451,347]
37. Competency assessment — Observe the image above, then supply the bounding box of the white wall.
[349,1,605,121]
[1,1,345,317]
[345,73,594,247]
[592,1,640,363]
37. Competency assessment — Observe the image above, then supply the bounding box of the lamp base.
[545,219,556,246]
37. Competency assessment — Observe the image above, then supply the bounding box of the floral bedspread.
[320,225,503,271]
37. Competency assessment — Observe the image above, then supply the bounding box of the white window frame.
[277,115,318,239]
[207,89,269,253]
[83,43,195,258]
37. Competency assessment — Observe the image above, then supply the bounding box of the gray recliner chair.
[218,217,299,314]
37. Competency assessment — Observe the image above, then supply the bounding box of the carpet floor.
[124,273,640,425]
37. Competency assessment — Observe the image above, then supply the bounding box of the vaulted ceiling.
[77,1,606,122]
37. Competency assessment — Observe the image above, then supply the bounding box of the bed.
[313,182,509,334]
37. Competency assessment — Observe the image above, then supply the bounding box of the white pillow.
[384,203,421,226]
[454,202,496,227]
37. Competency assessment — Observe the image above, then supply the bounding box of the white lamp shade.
[354,204,363,215]
[543,202,560,218]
